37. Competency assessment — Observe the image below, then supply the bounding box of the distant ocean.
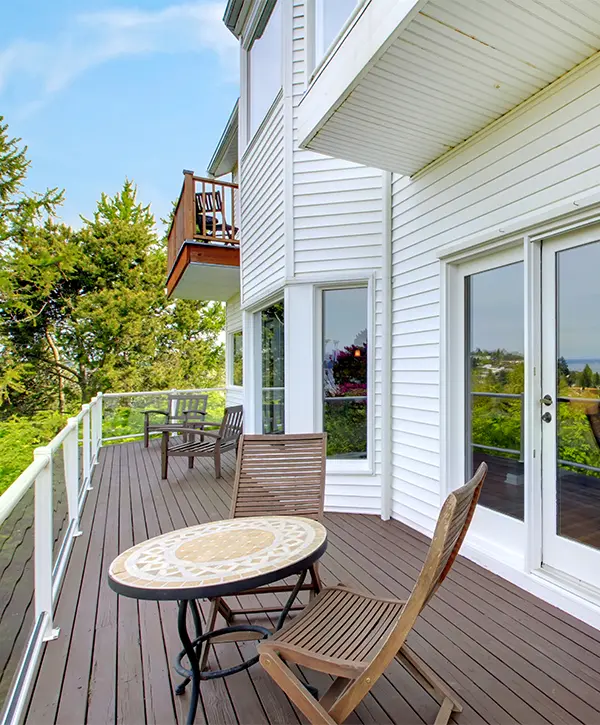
[566,359,600,373]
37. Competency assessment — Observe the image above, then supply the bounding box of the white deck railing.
[0,387,230,725]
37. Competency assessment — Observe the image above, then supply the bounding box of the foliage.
[0,412,65,494]
[324,401,367,459]
[331,344,367,387]
[0,116,226,493]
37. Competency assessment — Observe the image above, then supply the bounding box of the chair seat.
[168,437,238,456]
[260,586,405,678]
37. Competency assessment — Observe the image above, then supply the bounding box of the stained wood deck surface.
[23,441,600,725]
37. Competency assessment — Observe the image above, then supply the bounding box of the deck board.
[23,441,600,725]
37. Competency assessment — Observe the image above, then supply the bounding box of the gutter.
[381,171,393,521]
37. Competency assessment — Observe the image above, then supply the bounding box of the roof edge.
[207,100,239,178]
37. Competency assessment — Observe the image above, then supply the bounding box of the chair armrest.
[143,409,169,417]
[163,427,220,439]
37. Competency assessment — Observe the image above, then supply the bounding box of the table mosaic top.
[108,516,327,600]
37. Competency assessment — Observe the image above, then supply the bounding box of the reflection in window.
[314,0,359,65]
[466,262,524,520]
[262,302,284,434]
[232,331,243,387]
[323,288,367,459]
[248,1,282,139]
[556,241,600,550]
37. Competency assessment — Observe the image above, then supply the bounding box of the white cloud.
[0,1,238,114]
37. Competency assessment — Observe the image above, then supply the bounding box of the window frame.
[228,330,244,388]
[315,280,373,472]
[308,0,365,78]
[245,0,283,145]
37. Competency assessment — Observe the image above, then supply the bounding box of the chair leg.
[396,645,462,724]
[161,431,169,480]
[188,456,194,469]
[199,599,220,672]
[214,445,221,479]
[144,419,149,448]
[260,651,337,725]
[309,563,322,599]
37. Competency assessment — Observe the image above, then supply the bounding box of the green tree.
[580,363,594,389]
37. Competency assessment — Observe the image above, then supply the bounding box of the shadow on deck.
[24,441,600,724]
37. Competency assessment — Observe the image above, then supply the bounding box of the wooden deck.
[23,440,600,725]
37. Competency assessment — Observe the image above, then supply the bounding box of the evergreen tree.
[580,363,594,389]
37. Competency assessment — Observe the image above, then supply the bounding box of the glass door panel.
[541,232,600,586]
[261,302,284,434]
[465,262,525,520]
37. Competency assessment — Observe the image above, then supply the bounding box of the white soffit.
[172,264,240,302]
[301,0,600,175]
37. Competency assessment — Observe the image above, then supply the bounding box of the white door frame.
[445,245,527,567]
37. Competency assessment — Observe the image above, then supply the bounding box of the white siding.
[390,53,600,532]
[240,96,285,305]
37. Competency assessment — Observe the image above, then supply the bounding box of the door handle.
[542,412,552,423]
[541,394,553,406]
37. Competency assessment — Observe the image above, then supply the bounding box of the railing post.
[82,404,92,490]
[92,392,103,458]
[33,447,60,642]
[183,170,195,241]
[63,420,82,537]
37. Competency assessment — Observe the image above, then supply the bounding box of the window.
[261,301,284,434]
[314,0,359,66]
[248,1,282,139]
[232,331,243,387]
[466,261,524,520]
[322,287,367,459]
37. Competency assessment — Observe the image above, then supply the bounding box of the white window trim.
[306,0,369,82]
[243,1,283,150]
[314,278,374,475]
[227,329,244,389]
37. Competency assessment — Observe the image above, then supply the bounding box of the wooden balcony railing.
[167,170,239,272]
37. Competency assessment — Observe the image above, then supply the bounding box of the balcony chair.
[143,393,208,448]
[258,462,488,725]
[199,433,327,671]
[160,404,243,480]
[195,191,238,242]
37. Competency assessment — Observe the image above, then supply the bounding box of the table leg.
[176,599,201,725]
[175,600,202,696]
[275,568,307,631]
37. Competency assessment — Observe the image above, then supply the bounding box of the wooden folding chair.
[258,462,487,725]
[200,433,327,670]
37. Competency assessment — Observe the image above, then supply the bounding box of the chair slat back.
[195,191,222,214]
[338,463,487,722]
[219,405,244,443]
[230,434,326,520]
[169,393,208,420]
[414,462,487,610]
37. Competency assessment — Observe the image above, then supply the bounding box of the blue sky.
[0,0,239,230]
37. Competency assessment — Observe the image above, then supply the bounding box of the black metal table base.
[175,569,308,725]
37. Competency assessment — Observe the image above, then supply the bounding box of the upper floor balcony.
[166,171,240,301]
[298,0,600,175]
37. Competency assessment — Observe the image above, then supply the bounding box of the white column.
[285,284,317,433]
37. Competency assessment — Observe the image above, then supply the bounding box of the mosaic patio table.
[108,515,328,725]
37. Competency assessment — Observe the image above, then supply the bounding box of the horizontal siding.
[225,293,242,333]
[240,97,285,304]
[390,52,600,532]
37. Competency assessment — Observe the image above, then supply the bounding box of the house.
[167,0,600,630]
